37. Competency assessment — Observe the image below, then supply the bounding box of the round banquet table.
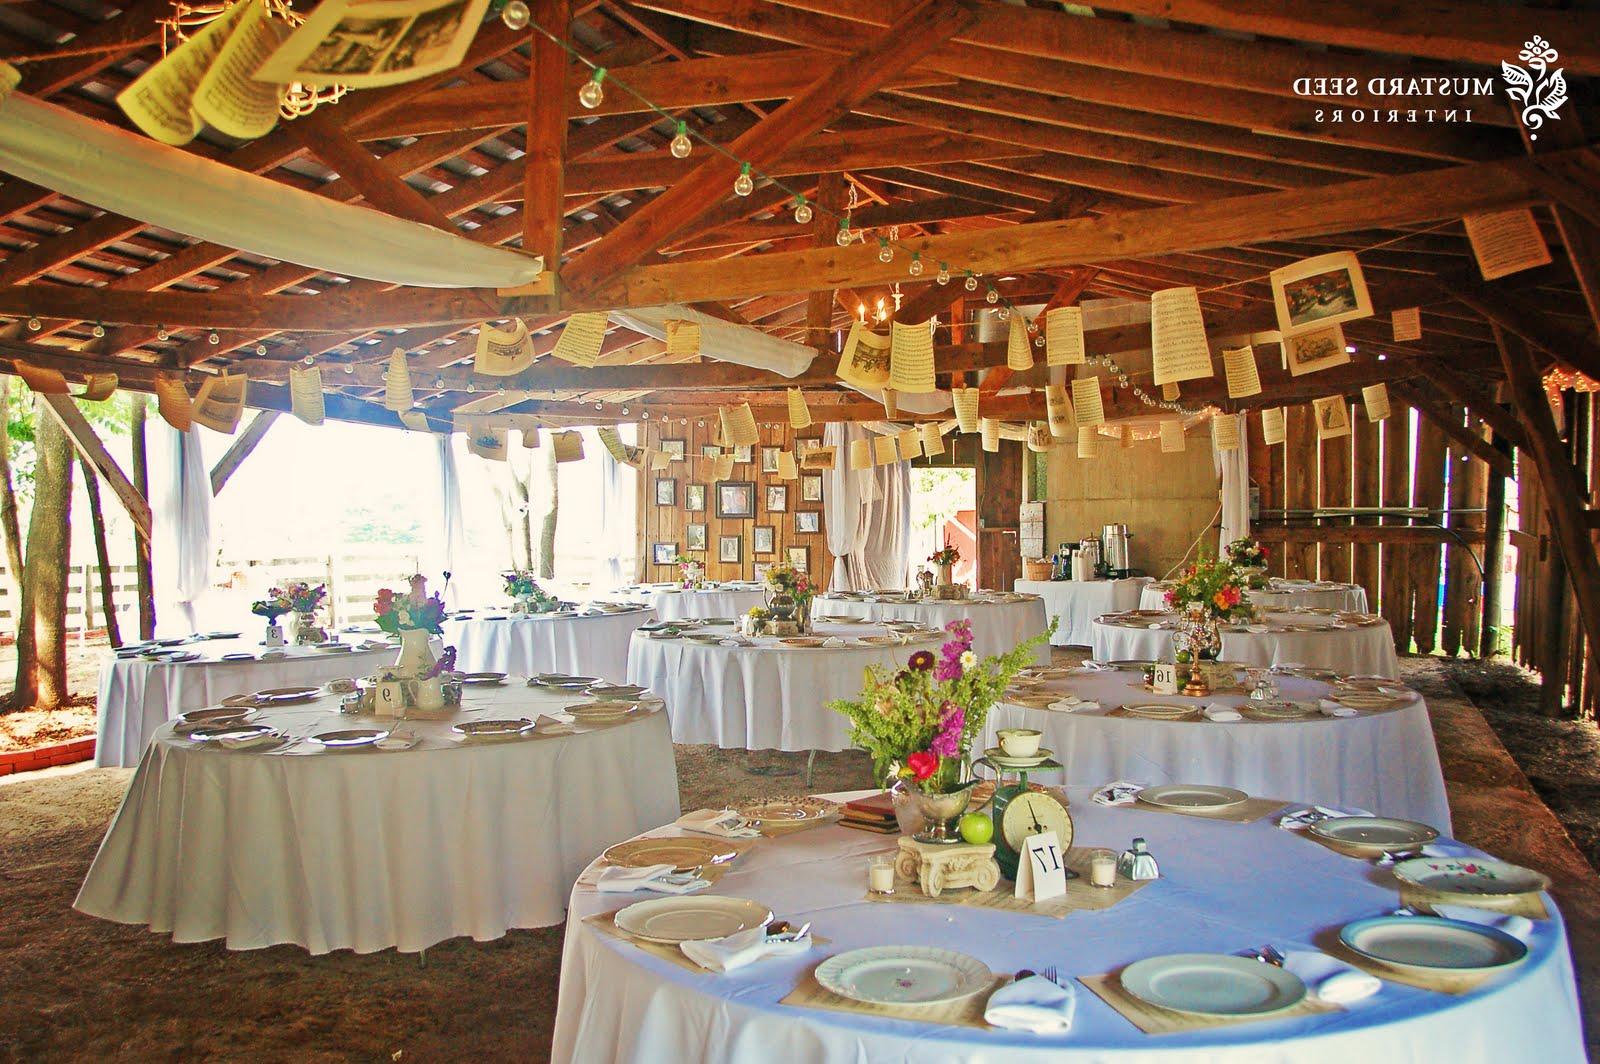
[1092,610,1400,677]
[1014,578,1153,646]
[986,667,1450,828]
[1143,579,1369,613]
[95,636,398,768]
[442,606,653,679]
[75,681,679,955]
[616,583,767,621]
[627,622,941,752]
[550,787,1582,1063]
[813,594,1050,664]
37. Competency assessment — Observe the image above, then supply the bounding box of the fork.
[1040,965,1060,986]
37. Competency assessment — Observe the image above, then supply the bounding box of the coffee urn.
[1074,536,1102,581]
[1102,523,1133,577]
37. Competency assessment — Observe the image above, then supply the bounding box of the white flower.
[960,650,976,669]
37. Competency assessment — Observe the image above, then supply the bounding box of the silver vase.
[891,780,977,845]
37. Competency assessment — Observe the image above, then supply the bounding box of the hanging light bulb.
[985,287,999,304]
[344,362,356,374]
[964,272,979,292]
[996,307,1010,321]
[466,381,477,393]
[303,353,315,365]
[208,332,220,345]
[877,238,894,263]
[733,162,754,197]
[641,411,650,420]
[434,376,445,388]
[26,317,41,331]
[792,196,812,225]
[936,263,951,286]
[621,405,629,415]
[578,68,606,109]
[500,0,529,29]
[157,325,169,341]
[908,252,924,277]
[669,121,692,159]
[1034,334,1045,348]
[92,322,106,338]
[255,343,267,355]
[835,216,853,247]
[497,384,506,395]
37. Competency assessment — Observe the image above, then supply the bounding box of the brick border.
[0,736,96,776]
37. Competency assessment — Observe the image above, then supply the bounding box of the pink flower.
[908,650,934,672]
[930,728,960,758]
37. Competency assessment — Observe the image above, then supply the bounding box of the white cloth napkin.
[1319,699,1359,718]
[1048,696,1100,713]
[535,713,575,729]
[679,926,812,972]
[595,863,707,895]
[1203,703,1243,722]
[1076,661,1116,673]
[821,636,847,648]
[1375,841,1477,865]
[676,808,762,839]
[1429,905,1535,943]
[1282,950,1381,1005]
[1092,780,1145,806]
[1278,805,1369,831]
[984,975,1077,1033]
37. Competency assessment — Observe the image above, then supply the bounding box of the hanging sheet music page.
[889,320,936,393]
[1071,376,1105,426]
[1261,407,1286,445]
[1464,208,1552,281]
[1150,287,1213,386]
[1045,306,1085,366]
[552,312,608,367]
[1222,346,1261,399]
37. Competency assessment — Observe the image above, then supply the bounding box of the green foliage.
[3,387,144,502]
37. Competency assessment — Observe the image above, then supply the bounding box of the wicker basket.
[1022,559,1054,581]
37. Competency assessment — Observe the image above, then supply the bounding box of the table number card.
[1152,663,1179,694]
[374,679,406,718]
[1014,831,1067,902]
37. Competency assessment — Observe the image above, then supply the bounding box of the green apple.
[959,812,994,845]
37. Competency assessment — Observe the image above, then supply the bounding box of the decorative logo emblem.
[1502,36,1567,139]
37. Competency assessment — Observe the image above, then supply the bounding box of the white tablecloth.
[551,787,1582,1063]
[1143,580,1370,613]
[75,683,679,955]
[627,622,941,752]
[814,595,1050,664]
[616,584,766,621]
[95,637,398,768]
[1092,611,1400,677]
[442,607,653,680]
[987,669,1450,828]
[1015,578,1152,646]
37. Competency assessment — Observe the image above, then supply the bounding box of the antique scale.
[976,753,1075,882]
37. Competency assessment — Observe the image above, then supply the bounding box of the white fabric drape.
[1215,424,1250,552]
[822,423,912,590]
[611,307,814,377]
[152,426,211,636]
[433,435,466,607]
[823,423,868,590]
[592,426,637,588]
[0,87,544,289]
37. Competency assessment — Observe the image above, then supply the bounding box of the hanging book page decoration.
[1071,376,1105,426]
[714,453,737,480]
[881,389,899,419]
[1222,346,1262,399]
[920,422,945,457]
[255,0,492,90]
[649,450,671,470]
[1162,382,1181,401]
[719,402,760,446]
[289,365,324,425]
[787,388,813,429]
[1362,383,1392,422]
[1261,406,1287,445]
[889,320,936,393]
[1150,287,1213,386]
[521,425,541,449]
[597,426,631,464]
[664,319,701,359]
[1026,421,1052,453]
[897,427,923,461]
[1284,322,1350,377]
[1045,306,1085,366]
[837,323,891,389]
[1391,307,1422,343]
[1159,419,1185,453]
[384,349,413,411]
[474,318,534,376]
[1076,425,1098,459]
[552,312,608,367]
[1313,396,1352,440]
[192,372,247,433]
[777,451,799,480]
[552,429,585,463]
[1045,384,1074,438]
[1269,252,1372,337]
[468,425,508,461]
[400,410,433,432]
[1007,314,1033,371]
[873,433,898,465]
[1463,208,1552,281]
[801,446,837,470]
[78,373,119,402]
[848,438,871,471]
[13,361,68,395]
[952,388,981,433]
[1211,412,1241,451]
[979,417,999,453]
[1120,426,1135,449]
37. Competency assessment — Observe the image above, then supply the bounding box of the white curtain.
[433,435,466,607]
[0,84,545,289]
[823,423,911,590]
[823,423,867,590]
[152,426,212,635]
[1216,425,1251,552]
[593,425,638,589]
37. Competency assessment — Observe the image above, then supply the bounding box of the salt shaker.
[1117,837,1160,881]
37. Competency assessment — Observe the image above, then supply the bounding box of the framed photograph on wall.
[786,545,810,572]
[733,444,753,463]
[651,542,677,565]
[701,444,721,459]
[719,535,743,564]
[685,483,706,512]
[795,511,820,534]
[654,478,676,506]
[685,523,708,551]
[753,525,775,554]
[800,446,836,470]
[660,438,686,460]
[760,446,781,473]
[801,474,823,502]
[766,484,788,512]
[716,481,756,519]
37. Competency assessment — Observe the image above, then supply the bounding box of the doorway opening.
[909,465,977,585]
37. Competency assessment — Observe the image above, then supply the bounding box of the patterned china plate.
[1120,702,1196,720]
[452,718,536,738]
[602,836,741,872]
[732,795,839,823]
[1390,857,1550,899]
[459,672,508,685]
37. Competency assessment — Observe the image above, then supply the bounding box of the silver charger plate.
[1307,816,1439,854]
[452,718,535,738]
[1120,953,1306,1017]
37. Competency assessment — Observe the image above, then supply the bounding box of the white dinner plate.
[459,672,507,685]
[1339,916,1527,976]
[1390,856,1550,898]
[1121,953,1306,1017]
[253,686,321,704]
[179,706,254,725]
[1136,784,1250,811]
[815,946,992,1006]
[187,722,274,743]
[1307,817,1439,855]
[613,896,772,944]
[310,728,388,749]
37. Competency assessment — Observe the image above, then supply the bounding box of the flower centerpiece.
[741,605,771,638]
[829,619,1052,842]
[764,560,815,632]
[1224,537,1271,588]
[250,589,292,646]
[281,581,328,645]
[504,570,560,614]
[928,542,960,588]
[373,574,447,678]
[1163,557,1253,690]
[677,554,707,590]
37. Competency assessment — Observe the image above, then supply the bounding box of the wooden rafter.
[523,0,572,267]
[37,393,152,540]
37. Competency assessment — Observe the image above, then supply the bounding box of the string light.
[302,353,315,365]
[207,332,220,345]
[733,162,754,197]
[936,263,950,286]
[343,362,355,374]
[877,238,894,263]
[835,216,853,247]
[255,343,267,355]
[157,325,169,340]
[500,0,529,28]
[578,68,606,109]
[91,322,105,337]
[669,121,692,159]
[792,196,812,224]
[908,252,923,277]
[964,271,978,292]
[985,286,999,305]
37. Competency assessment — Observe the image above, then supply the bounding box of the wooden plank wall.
[634,421,833,583]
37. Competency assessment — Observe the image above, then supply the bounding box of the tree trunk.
[79,453,122,647]
[539,442,558,580]
[130,399,156,640]
[0,376,24,611]
[10,398,74,712]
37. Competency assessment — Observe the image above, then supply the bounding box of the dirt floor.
[0,651,1595,1061]
[0,635,103,751]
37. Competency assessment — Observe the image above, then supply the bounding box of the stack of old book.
[839,792,898,834]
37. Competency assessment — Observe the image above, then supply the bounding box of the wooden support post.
[1410,415,1448,653]
[210,410,281,496]
[130,400,155,641]
[1351,410,1381,606]
[1479,434,1510,657]
[1283,405,1316,579]
[1442,406,1487,656]
[523,0,571,268]
[1380,405,1413,652]
[1495,325,1600,704]
[39,394,152,541]
[77,453,121,648]
[1318,405,1352,583]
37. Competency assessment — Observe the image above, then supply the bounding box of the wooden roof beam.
[524,0,572,267]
